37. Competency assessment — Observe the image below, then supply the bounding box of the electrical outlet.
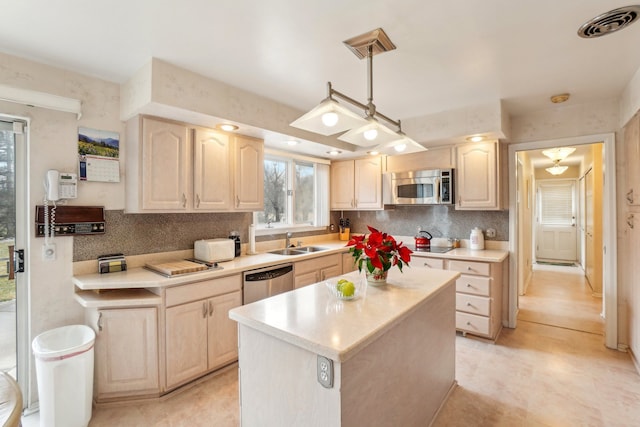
[42,242,56,261]
[486,228,496,238]
[317,355,333,388]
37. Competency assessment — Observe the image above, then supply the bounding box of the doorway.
[508,133,617,349]
[0,116,28,405]
[535,179,578,263]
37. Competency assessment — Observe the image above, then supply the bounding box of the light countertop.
[229,267,460,362]
[72,239,508,291]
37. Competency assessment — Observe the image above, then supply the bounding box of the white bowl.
[325,276,363,300]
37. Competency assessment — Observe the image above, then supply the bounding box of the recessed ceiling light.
[367,150,379,155]
[327,150,342,156]
[217,123,239,132]
[550,93,570,104]
[466,135,484,143]
[286,140,299,146]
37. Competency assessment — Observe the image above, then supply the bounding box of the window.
[255,151,329,231]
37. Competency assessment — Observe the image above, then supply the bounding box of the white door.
[535,180,577,262]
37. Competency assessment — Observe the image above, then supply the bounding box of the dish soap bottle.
[470,227,485,250]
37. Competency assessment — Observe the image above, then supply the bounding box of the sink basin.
[293,246,328,253]
[268,248,305,256]
[268,246,329,256]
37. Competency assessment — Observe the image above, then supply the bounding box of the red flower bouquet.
[346,226,413,274]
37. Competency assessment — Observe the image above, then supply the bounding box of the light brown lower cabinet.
[294,253,343,288]
[93,307,160,402]
[414,255,505,340]
[164,275,242,390]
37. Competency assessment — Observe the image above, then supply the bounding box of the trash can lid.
[32,324,95,360]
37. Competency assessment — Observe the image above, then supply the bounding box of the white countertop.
[72,239,508,291]
[229,267,460,362]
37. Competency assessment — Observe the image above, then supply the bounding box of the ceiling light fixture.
[217,123,239,132]
[327,150,342,156]
[546,159,568,176]
[285,140,299,146]
[290,28,425,152]
[550,93,570,104]
[466,135,484,143]
[542,147,576,162]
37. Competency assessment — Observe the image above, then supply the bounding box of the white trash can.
[32,324,95,427]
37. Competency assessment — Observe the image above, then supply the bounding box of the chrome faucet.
[285,232,293,248]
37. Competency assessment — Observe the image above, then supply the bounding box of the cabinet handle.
[209,301,214,316]
[627,189,634,204]
[466,283,473,288]
[97,311,103,332]
[182,193,187,208]
[202,302,208,318]
[467,321,472,326]
[466,302,473,307]
[354,199,358,207]
[467,267,473,271]
[236,195,240,208]
[628,214,634,229]
[196,194,200,208]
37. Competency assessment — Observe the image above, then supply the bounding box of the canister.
[469,228,485,250]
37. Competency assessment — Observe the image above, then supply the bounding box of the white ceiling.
[0,1,638,159]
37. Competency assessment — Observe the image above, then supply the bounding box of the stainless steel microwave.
[383,169,454,205]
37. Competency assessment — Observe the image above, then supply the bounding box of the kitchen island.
[229,267,460,427]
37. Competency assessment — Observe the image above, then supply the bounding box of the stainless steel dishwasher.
[243,263,294,304]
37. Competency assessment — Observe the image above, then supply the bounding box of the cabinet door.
[625,113,640,205]
[330,160,355,210]
[165,300,208,388]
[456,141,498,210]
[295,270,319,288]
[354,156,383,209]
[95,308,159,397]
[342,252,358,274]
[234,135,264,210]
[141,117,191,210]
[194,128,232,210]
[207,291,242,370]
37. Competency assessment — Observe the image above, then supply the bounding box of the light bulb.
[394,144,407,152]
[321,112,339,127]
[363,128,378,141]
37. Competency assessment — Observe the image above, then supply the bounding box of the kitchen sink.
[294,246,328,253]
[268,248,305,256]
[268,246,329,256]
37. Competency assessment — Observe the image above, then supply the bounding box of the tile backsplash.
[73,208,508,261]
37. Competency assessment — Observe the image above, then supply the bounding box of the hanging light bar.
[290,28,425,152]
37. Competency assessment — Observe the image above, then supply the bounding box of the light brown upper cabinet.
[625,113,640,206]
[330,156,383,210]
[126,116,264,213]
[456,141,503,210]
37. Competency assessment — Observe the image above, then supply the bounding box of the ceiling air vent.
[578,5,640,38]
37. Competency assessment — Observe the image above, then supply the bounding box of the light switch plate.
[317,355,333,388]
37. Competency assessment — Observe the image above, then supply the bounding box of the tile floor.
[23,264,640,426]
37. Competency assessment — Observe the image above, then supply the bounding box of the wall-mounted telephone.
[42,170,77,261]
[45,170,77,201]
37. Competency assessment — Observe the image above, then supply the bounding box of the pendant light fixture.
[542,147,576,162]
[546,159,568,175]
[290,28,425,153]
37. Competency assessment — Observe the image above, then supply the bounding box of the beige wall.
[0,52,123,403]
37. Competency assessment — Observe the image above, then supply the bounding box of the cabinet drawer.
[456,275,491,296]
[456,293,491,316]
[456,312,490,336]
[165,274,242,307]
[295,254,341,275]
[418,258,445,269]
[448,260,490,276]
